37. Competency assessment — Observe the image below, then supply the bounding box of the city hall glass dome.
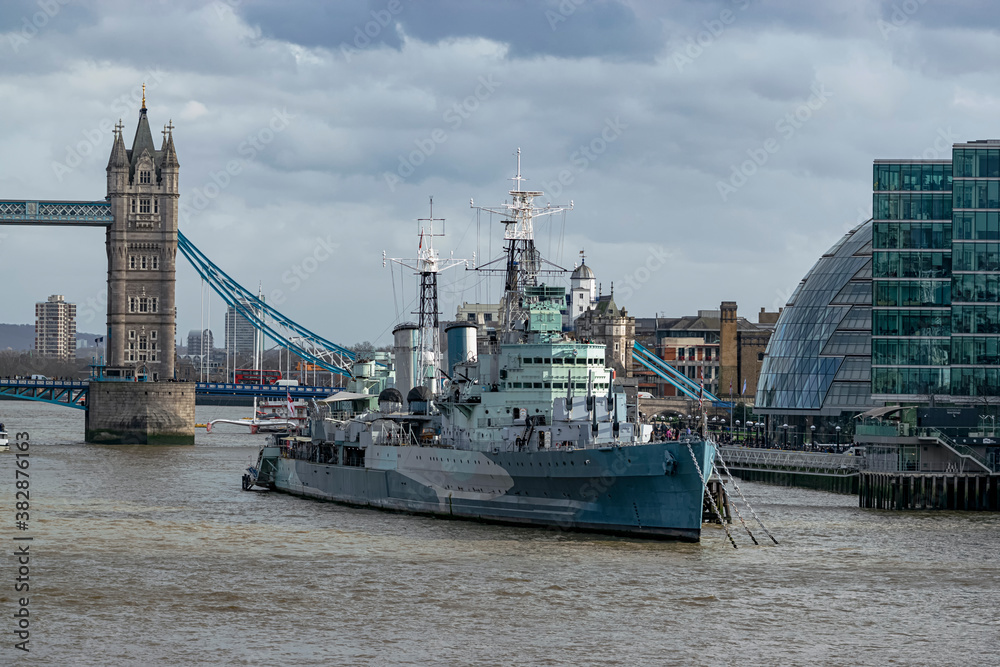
[755,219,882,417]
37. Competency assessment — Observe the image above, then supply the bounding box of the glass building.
[871,160,953,396]
[872,140,1000,402]
[755,220,881,444]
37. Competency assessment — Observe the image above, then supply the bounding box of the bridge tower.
[105,90,178,380]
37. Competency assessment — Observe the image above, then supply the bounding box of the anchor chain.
[687,442,737,549]
[715,449,779,545]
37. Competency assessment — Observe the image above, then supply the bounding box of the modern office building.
[225,301,256,357]
[755,220,880,444]
[34,294,77,360]
[756,138,1000,449]
[872,140,1000,404]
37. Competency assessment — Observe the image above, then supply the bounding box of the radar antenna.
[471,149,573,340]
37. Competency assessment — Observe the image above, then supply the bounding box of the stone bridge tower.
[105,90,178,380]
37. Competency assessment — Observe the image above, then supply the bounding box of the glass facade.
[871,159,953,397]
[756,220,880,416]
[869,142,1000,400]
[951,143,1000,397]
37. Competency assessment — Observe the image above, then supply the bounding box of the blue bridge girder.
[0,378,348,409]
[0,200,113,226]
[0,379,89,409]
[177,231,356,378]
[631,342,730,407]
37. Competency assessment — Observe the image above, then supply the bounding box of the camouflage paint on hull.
[267,439,715,542]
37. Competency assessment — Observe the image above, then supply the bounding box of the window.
[128,297,136,313]
[130,199,136,213]
[151,256,159,270]
[153,198,159,214]
[150,330,157,340]
[139,199,151,214]
[139,170,151,184]
[140,256,148,270]
[129,330,136,339]
[139,298,148,313]
[151,297,158,313]
[484,314,493,322]
[129,256,136,270]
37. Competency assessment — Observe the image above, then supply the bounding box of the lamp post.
[782,423,789,449]
[810,424,816,449]
[735,420,741,445]
[835,425,842,451]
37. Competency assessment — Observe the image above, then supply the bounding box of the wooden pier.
[703,477,732,524]
[859,472,1000,511]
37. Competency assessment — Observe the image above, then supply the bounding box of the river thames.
[0,401,997,665]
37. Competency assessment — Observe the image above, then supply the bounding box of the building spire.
[160,120,178,169]
[141,83,146,111]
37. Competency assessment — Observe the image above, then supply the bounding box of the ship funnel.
[393,323,419,409]
[444,321,478,376]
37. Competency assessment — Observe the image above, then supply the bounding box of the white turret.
[567,250,597,327]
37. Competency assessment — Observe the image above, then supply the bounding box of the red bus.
[234,369,282,384]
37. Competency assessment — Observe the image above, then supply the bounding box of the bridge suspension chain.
[177,231,356,377]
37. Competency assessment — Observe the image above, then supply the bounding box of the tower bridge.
[0,93,355,443]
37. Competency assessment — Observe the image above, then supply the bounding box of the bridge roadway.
[0,378,344,410]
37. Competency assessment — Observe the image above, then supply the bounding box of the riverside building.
[872,141,1000,404]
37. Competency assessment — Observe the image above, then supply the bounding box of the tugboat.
[244,154,717,541]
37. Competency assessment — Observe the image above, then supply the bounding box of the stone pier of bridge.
[85,381,195,445]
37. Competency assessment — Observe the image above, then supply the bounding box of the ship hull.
[265,440,715,541]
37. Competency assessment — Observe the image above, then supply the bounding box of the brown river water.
[0,401,997,665]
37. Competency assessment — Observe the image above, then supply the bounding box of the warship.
[244,154,717,541]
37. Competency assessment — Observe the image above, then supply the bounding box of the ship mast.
[472,148,573,341]
[385,197,468,392]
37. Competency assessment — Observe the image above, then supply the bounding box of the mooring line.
[687,442,737,549]
[715,449,779,545]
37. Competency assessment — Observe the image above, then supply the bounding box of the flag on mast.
[742,378,747,395]
[287,390,295,420]
[698,367,704,412]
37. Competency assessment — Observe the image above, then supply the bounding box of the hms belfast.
[245,154,717,541]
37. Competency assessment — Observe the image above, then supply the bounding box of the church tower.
[105,87,178,380]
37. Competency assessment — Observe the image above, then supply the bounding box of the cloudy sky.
[1,0,998,349]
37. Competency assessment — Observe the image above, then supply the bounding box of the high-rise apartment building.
[35,294,77,360]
